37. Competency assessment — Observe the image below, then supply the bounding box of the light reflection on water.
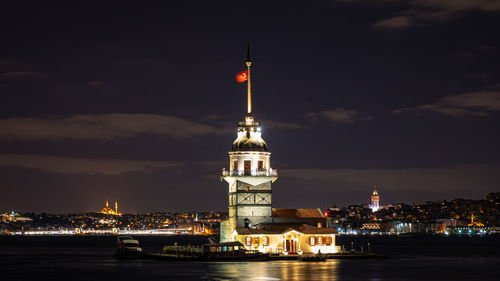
[204,260,339,281]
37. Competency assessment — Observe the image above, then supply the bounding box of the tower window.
[244,218,251,228]
[233,160,238,171]
[244,160,251,175]
[258,160,264,170]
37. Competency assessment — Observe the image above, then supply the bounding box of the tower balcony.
[222,168,278,177]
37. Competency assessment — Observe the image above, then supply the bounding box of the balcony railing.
[222,168,278,177]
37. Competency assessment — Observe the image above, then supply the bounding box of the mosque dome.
[98,200,120,216]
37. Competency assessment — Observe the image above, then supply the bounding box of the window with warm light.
[246,236,251,246]
[258,160,263,170]
[325,236,332,246]
[244,160,251,173]
[309,236,315,246]
[318,236,323,245]
[262,236,268,246]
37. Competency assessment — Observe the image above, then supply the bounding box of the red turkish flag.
[236,70,248,83]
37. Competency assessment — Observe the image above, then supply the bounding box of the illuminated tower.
[115,201,118,214]
[371,187,380,212]
[220,43,278,241]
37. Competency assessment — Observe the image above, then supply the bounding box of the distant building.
[219,44,338,255]
[1,211,32,222]
[445,215,490,235]
[360,222,388,233]
[370,187,380,212]
[98,200,121,216]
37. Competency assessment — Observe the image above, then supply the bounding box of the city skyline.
[1,1,500,212]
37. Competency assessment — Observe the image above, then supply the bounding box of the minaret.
[115,201,118,214]
[106,200,109,208]
[371,187,380,212]
[220,43,278,242]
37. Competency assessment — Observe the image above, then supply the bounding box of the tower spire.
[246,41,251,62]
[246,41,252,114]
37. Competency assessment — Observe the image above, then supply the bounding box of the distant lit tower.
[220,43,278,242]
[370,187,380,212]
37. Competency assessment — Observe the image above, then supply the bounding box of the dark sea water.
[1,235,499,281]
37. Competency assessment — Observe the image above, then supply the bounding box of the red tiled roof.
[272,208,324,218]
[297,224,337,234]
[235,223,337,235]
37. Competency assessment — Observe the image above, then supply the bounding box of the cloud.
[0,113,216,141]
[0,114,307,141]
[279,165,500,193]
[477,45,496,52]
[262,120,307,129]
[372,15,413,29]
[440,91,500,110]
[3,71,42,78]
[393,91,500,117]
[307,108,373,123]
[201,114,305,129]
[0,154,182,175]
[89,80,104,87]
[199,114,307,136]
[338,0,500,29]
[412,0,500,12]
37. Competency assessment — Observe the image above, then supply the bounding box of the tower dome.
[231,116,269,152]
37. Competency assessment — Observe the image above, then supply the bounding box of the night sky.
[1,1,499,213]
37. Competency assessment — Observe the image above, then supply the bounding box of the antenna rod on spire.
[246,41,252,114]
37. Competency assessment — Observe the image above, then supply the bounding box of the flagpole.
[246,41,252,114]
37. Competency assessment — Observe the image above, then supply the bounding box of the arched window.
[262,236,269,246]
[325,236,332,246]
[309,236,315,246]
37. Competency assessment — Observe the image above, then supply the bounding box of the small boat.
[202,241,268,261]
[115,236,143,259]
[299,254,326,262]
[145,241,268,262]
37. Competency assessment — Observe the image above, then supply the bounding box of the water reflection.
[205,260,339,281]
